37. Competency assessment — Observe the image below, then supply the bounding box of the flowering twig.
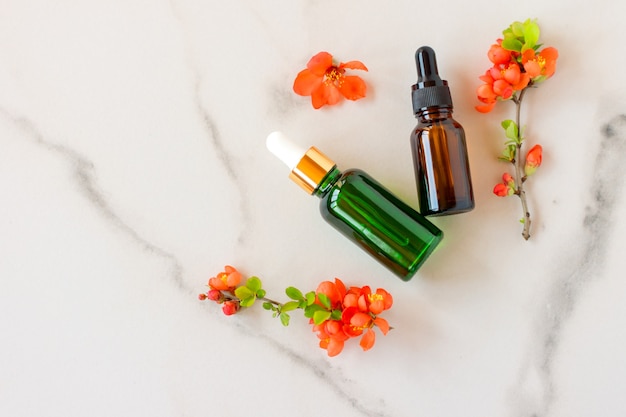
[476,18,557,240]
[199,265,393,357]
[511,87,532,238]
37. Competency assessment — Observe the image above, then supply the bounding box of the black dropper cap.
[411,46,453,114]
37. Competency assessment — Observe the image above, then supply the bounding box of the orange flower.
[522,47,558,80]
[313,319,349,357]
[208,265,242,291]
[293,51,368,109]
[524,144,543,176]
[342,308,391,352]
[475,63,530,113]
[315,278,346,308]
[356,286,393,315]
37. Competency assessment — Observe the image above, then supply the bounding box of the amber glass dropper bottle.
[266,131,443,281]
[410,46,475,216]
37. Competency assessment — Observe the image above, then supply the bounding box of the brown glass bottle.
[410,46,474,216]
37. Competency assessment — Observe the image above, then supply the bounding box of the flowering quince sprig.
[198,265,392,357]
[475,18,558,240]
[293,51,368,109]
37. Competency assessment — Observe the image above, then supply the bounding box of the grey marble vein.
[232,319,392,417]
[515,114,626,417]
[0,109,187,292]
[168,0,251,246]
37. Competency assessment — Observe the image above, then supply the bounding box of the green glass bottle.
[267,132,443,281]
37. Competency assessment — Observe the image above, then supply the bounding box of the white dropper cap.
[266,131,306,171]
[266,131,336,194]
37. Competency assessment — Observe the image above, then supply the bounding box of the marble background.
[2,1,625,416]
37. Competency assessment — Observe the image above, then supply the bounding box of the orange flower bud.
[493,183,509,197]
[494,173,516,197]
[488,41,512,65]
[524,145,543,176]
[222,301,239,316]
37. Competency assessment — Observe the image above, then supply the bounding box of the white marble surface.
[2,1,626,416]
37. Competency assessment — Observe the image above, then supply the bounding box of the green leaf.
[262,302,273,310]
[235,286,254,300]
[501,119,519,143]
[279,312,290,326]
[305,292,316,306]
[523,19,540,48]
[285,286,304,301]
[501,37,523,52]
[256,289,266,298]
[281,301,300,313]
[317,293,331,309]
[500,144,516,162]
[510,21,525,37]
[246,277,262,293]
[304,304,324,319]
[313,310,331,325]
[330,309,342,321]
[240,296,256,308]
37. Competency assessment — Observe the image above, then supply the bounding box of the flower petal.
[374,317,390,335]
[293,69,323,96]
[324,84,343,106]
[512,73,530,91]
[493,80,513,99]
[350,312,372,328]
[334,278,347,298]
[326,337,345,357]
[307,51,333,76]
[310,83,329,109]
[316,279,342,305]
[339,60,368,71]
[225,270,241,287]
[475,103,496,113]
[503,64,521,85]
[540,47,558,78]
[523,60,541,78]
[208,276,228,291]
[360,328,376,351]
[477,84,497,103]
[377,289,393,310]
[338,75,367,101]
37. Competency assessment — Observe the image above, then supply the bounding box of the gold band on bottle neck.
[289,147,336,194]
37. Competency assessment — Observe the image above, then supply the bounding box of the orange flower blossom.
[199,268,393,357]
[293,51,368,109]
[208,265,242,291]
[312,280,392,356]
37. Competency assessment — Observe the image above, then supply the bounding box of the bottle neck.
[415,106,453,122]
[313,166,342,198]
